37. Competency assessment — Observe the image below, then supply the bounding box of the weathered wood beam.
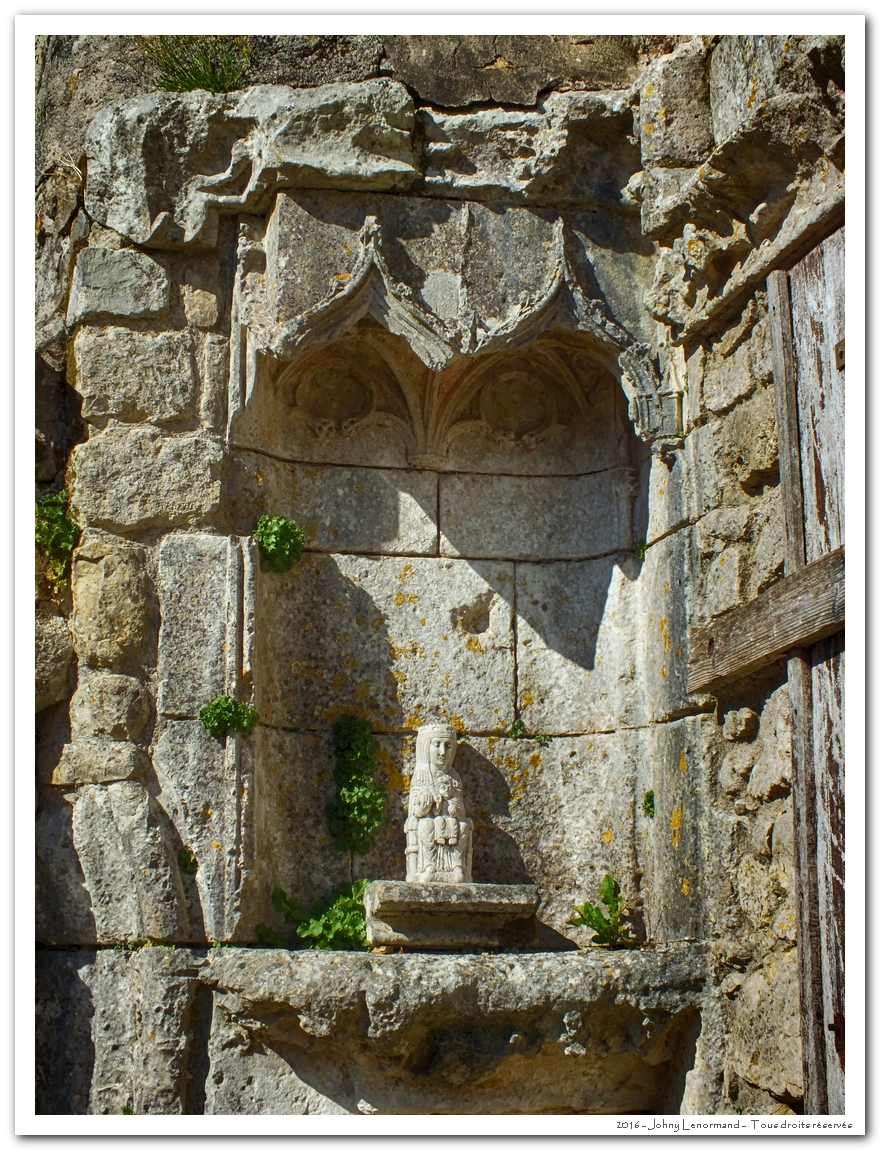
[687,546,844,694]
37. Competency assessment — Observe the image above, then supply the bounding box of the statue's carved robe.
[405,767,473,884]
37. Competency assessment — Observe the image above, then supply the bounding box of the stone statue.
[405,723,473,884]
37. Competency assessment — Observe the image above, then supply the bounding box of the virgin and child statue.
[405,723,473,884]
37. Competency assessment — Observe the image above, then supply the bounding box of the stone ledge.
[365,880,538,948]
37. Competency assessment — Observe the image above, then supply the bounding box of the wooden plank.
[789,229,845,563]
[687,547,844,694]
[812,632,845,1112]
[789,648,829,1114]
[767,269,807,571]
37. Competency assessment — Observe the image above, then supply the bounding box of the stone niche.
[224,299,672,943]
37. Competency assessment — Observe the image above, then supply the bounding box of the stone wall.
[35,33,844,1115]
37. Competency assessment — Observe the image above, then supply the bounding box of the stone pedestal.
[364,881,539,950]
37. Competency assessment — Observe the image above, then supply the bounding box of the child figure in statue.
[405,723,473,883]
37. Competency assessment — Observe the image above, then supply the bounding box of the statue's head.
[414,723,457,777]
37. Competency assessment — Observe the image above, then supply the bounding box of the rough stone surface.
[255,552,515,734]
[639,46,713,168]
[70,669,151,741]
[35,608,75,712]
[365,881,539,948]
[440,470,636,561]
[72,327,198,425]
[51,739,151,787]
[36,945,707,1114]
[227,453,438,555]
[728,950,803,1104]
[85,81,418,248]
[70,426,222,531]
[70,535,151,668]
[66,246,169,325]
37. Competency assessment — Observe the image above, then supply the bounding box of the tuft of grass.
[199,695,258,740]
[253,515,305,574]
[35,489,79,589]
[643,789,655,819]
[141,35,252,94]
[326,716,387,855]
[634,539,648,561]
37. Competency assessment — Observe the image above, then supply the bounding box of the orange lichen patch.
[341,654,357,670]
[370,616,386,631]
[323,704,374,726]
[387,639,424,661]
[420,618,427,627]
[681,877,691,895]
[384,706,397,718]
[211,840,223,850]
[661,667,668,679]
[391,670,407,684]
[403,713,423,729]
[659,616,671,653]
[330,672,348,692]
[255,471,264,485]
[529,753,541,769]
[670,806,682,850]
[393,591,419,605]
[333,271,351,281]
[302,521,319,537]
[680,753,688,775]
[644,122,654,135]
[449,715,465,732]
[601,828,614,844]
[465,636,484,654]
[520,691,535,709]
[395,563,416,585]
[293,663,324,681]
[332,631,350,646]
[201,804,214,819]
[353,680,372,699]
[355,614,367,627]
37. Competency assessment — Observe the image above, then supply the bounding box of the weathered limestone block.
[35,788,98,945]
[152,719,253,942]
[746,685,792,802]
[202,947,706,1114]
[182,285,219,329]
[72,327,198,425]
[639,47,713,168]
[728,950,803,1104]
[36,779,191,945]
[515,555,644,734]
[255,552,515,733]
[365,881,538,948]
[36,945,708,1115]
[84,81,418,248]
[722,385,779,491]
[35,609,75,711]
[66,247,169,325]
[227,453,438,555]
[440,470,636,562]
[35,168,85,365]
[51,740,151,787]
[638,528,696,722]
[384,35,650,106]
[70,427,222,531]
[419,90,639,206]
[70,535,151,668]
[70,670,150,741]
[157,533,240,718]
[694,505,750,621]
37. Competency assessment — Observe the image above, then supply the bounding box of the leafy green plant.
[533,732,551,748]
[199,695,258,739]
[509,719,526,739]
[178,847,198,875]
[456,730,469,742]
[326,715,387,854]
[567,874,636,949]
[257,879,370,951]
[253,514,305,573]
[122,1105,133,1115]
[141,35,252,93]
[35,489,79,588]
[643,789,655,819]
[634,538,648,561]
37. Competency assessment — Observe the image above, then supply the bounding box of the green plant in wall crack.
[508,719,526,739]
[35,489,79,589]
[178,846,198,875]
[256,879,370,951]
[326,715,387,854]
[567,874,636,949]
[634,538,648,561]
[141,35,252,93]
[253,514,305,573]
[199,695,258,739]
[643,790,655,819]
